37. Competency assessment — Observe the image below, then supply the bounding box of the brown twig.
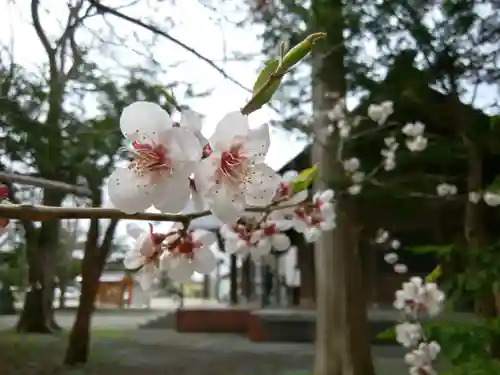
[0,201,306,222]
[0,172,91,196]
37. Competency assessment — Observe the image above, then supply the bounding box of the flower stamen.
[129,141,173,177]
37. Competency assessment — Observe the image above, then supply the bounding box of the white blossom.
[384,252,399,264]
[393,277,445,317]
[288,190,336,243]
[220,224,256,256]
[368,101,393,125]
[351,171,365,184]
[406,136,428,152]
[162,230,217,283]
[402,122,425,137]
[328,98,346,121]
[468,191,481,204]
[394,263,408,274]
[384,156,396,171]
[405,341,441,375]
[347,184,362,195]
[123,224,167,290]
[274,170,309,206]
[396,322,422,348]
[375,229,389,244]
[195,113,280,223]
[179,110,212,157]
[339,125,350,138]
[483,191,500,207]
[343,157,360,172]
[108,101,202,214]
[384,136,398,150]
[436,183,457,197]
[250,220,292,257]
[391,239,401,249]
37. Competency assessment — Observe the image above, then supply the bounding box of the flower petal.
[210,185,245,224]
[120,101,172,143]
[163,256,194,283]
[250,229,264,244]
[223,239,240,255]
[272,233,291,251]
[107,168,153,214]
[192,230,217,247]
[281,170,298,182]
[272,219,292,231]
[244,123,270,162]
[192,247,217,274]
[194,156,219,195]
[243,163,280,206]
[180,109,203,132]
[123,249,144,269]
[169,128,202,163]
[210,111,249,150]
[152,170,192,213]
[250,240,272,259]
[288,189,308,205]
[320,189,334,202]
[137,264,158,290]
[304,228,321,243]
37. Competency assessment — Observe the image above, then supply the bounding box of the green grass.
[0,328,132,374]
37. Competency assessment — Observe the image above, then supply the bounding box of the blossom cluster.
[374,228,406,274]
[110,102,336,286]
[374,227,444,375]
[394,276,445,375]
[220,178,335,261]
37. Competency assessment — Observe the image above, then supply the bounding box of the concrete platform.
[248,309,398,344]
[174,306,474,345]
[173,306,399,344]
[176,306,250,333]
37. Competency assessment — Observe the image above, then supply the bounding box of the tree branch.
[0,204,205,222]
[0,172,91,196]
[0,201,304,222]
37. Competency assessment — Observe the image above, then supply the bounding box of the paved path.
[2,297,222,330]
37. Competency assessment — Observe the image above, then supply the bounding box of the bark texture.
[311,1,375,374]
[64,203,118,365]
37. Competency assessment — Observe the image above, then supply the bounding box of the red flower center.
[217,143,247,186]
[130,141,172,175]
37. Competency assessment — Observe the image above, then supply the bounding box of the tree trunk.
[310,0,375,373]
[64,218,118,365]
[64,248,101,365]
[313,197,374,375]
[0,284,16,315]
[202,275,210,299]
[17,232,54,333]
[241,257,252,302]
[229,254,239,305]
[461,134,500,356]
[58,282,67,309]
[18,191,64,333]
[298,242,315,308]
